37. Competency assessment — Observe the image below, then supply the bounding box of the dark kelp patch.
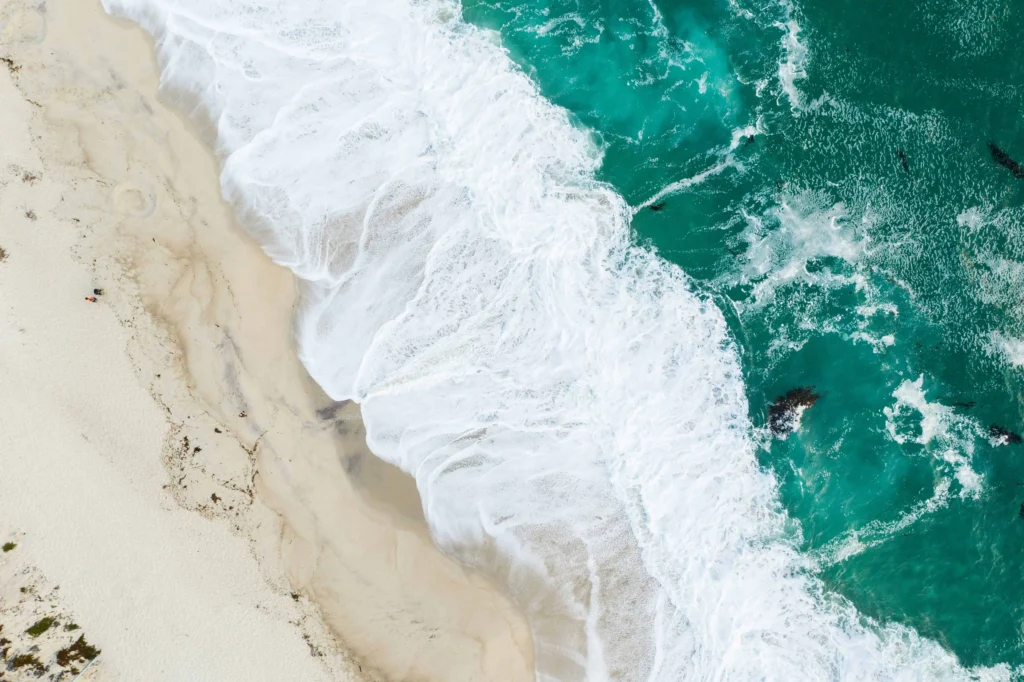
[989,142,1024,179]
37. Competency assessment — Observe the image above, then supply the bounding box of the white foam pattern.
[103,0,1004,678]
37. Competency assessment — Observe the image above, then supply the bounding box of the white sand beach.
[0,0,533,679]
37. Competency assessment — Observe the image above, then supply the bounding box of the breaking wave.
[104,0,1004,678]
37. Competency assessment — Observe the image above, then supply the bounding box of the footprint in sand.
[111,182,156,217]
[1,7,46,44]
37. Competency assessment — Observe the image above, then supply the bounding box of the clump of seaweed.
[9,653,45,673]
[56,635,100,667]
[2,542,15,552]
[0,247,7,262]
[989,425,1022,445]
[768,387,821,437]
[25,618,54,637]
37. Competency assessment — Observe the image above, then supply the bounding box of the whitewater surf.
[103,0,1015,678]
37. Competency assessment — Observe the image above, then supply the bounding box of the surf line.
[631,156,735,216]
[810,478,951,569]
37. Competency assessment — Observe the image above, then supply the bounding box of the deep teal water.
[461,0,1024,670]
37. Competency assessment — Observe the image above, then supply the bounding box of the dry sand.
[0,0,534,679]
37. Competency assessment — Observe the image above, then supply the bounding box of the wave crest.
[104,0,1000,677]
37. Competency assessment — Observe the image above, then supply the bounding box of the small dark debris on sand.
[214,427,222,434]
[0,56,20,74]
[93,288,103,296]
[897,148,909,173]
[2,542,15,552]
[0,246,7,263]
[24,210,36,221]
[768,387,821,437]
[21,171,38,183]
[210,493,220,503]
[988,142,1024,179]
[990,425,1022,445]
[648,201,666,212]
[316,400,351,421]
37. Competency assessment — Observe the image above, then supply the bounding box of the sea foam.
[103,0,1002,678]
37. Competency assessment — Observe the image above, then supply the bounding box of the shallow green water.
[461,0,1024,670]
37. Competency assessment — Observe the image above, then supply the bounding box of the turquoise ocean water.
[460,0,1024,671]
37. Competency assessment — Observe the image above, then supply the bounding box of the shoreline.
[0,0,534,679]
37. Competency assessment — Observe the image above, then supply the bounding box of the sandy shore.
[0,0,533,679]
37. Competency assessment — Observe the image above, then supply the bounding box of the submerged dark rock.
[648,201,666,212]
[988,142,1024,179]
[952,401,976,409]
[768,387,821,437]
[1020,502,1024,519]
[990,424,1022,445]
[897,148,909,173]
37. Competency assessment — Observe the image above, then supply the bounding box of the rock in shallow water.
[768,387,821,437]
[989,424,1022,445]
